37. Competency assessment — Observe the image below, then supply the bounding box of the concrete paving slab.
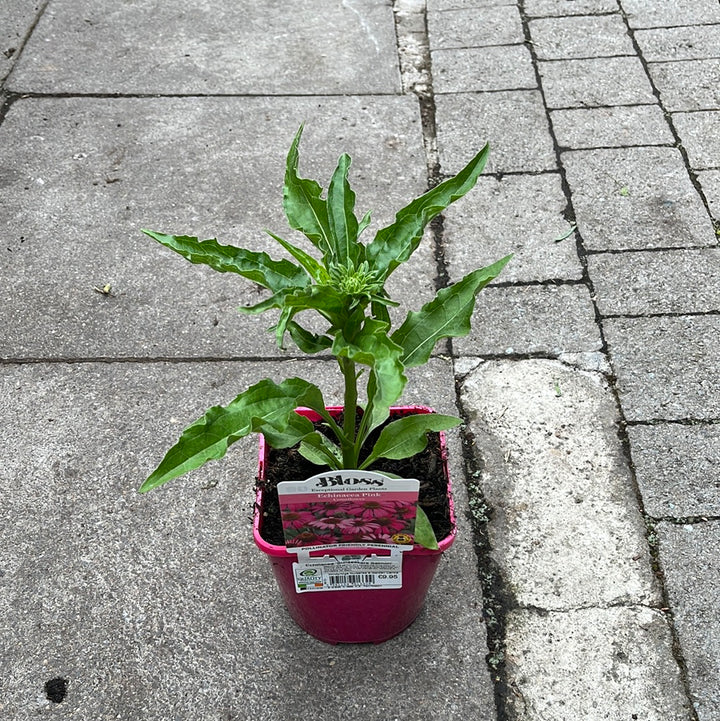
[435,91,557,175]
[504,606,693,720]
[442,173,583,283]
[539,56,656,108]
[634,25,720,61]
[697,170,720,218]
[432,45,536,93]
[529,14,635,60]
[562,146,716,250]
[0,357,497,720]
[524,0,618,15]
[0,0,42,81]
[657,521,720,721]
[427,5,524,49]
[8,0,400,95]
[0,95,440,360]
[455,285,601,356]
[672,111,720,170]
[621,0,720,29]
[551,105,674,149]
[588,248,720,315]
[461,359,660,609]
[649,60,720,111]
[628,423,720,517]
[429,0,515,8]
[604,316,720,421]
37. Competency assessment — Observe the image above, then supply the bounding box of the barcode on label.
[328,573,375,587]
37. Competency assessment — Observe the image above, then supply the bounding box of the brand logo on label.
[315,474,384,488]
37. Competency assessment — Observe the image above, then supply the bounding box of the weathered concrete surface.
[635,25,720,62]
[671,112,720,170]
[525,0,618,15]
[0,0,42,81]
[504,606,693,720]
[628,424,720,518]
[0,358,496,720]
[657,521,720,721]
[460,359,659,610]
[648,60,720,112]
[621,0,720,29]
[7,0,400,94]
[529,14,634,59]
[427,5,524,49]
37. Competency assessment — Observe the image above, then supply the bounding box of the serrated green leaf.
[139,377,324,493]
[142,230,308,293]
[365,143,490,280]
[327,153,361,266]
[361,413,461,468]
[299,432,343,469]
[264,229,328,283]
[414,506,439,550]
[283,126,332,257]
[392,255,512,368]
[286,320,333,354]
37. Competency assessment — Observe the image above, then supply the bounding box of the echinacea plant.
[139,126,510,505]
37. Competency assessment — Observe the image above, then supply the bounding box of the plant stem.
[339,356,359,467]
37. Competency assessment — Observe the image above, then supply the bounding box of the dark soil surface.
[256,408,453,545]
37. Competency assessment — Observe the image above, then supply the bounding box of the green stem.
[339,356,359,467]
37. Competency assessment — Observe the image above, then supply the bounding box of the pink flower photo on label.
[347,499,398,520]
[338,517,382,535]
[280,508,317,530]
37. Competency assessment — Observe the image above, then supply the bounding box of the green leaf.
[414,506,439,550]
[361,413,461,468]
[139,377,324,492]
[142,230,308,293]
[264,229,328,283]
[253,411,314,449]
[327,153,361,266]
[392,255,512,368]
[357,209,372,238]
[299,432,343,469]
[237,290,289,315]
[286,320,333,354]
[283,126,333,257]
[365,143,490,280]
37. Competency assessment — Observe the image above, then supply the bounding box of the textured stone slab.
[551,105,674,148]
[539,56,656,108]
[698,170,720,217]
[461,359,660,608]
[0,0,41,81]
[657,521,720,721]
[432,45,536,93]
[525,0,618,15]
[504,606,693,720]
[529,14,635,59]
[427,5,524,49]
[628,424,720,517]
[436,91,557,175]
[649,60,720,111]
[8,0,399,94]
[672,111,720,170]
[0,358,497,721]
[0,95,437,360]
[621,0,720,29]
[443,173,583,283]
[429,0,515,8]
[604,316,720,421]
[562,147,716,250]
[455,284,601,357]
[588,248,720,315]
[635,25,720,61]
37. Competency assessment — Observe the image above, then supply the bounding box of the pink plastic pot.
[252,405,456,644]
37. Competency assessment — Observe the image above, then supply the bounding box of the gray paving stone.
[657,521,720,721]
[0,358,497,720]
[621,0,720,29]
[697,170,720,218]
[461,359,660,609]
[604,316,720,421]
[649,60,720,111]
[443,173,584,283]
[7,0,399,94]
[628,423,720,517]
[504,606,693,720]
[525,0,618,15]
[435,91,557,175]
[454,284,602,356]
[588,248,720,315]
[551,105,674,148]
[427,5,524,49]
[429,0,515,8]
[529,14,635,59]
[0,95,439,360]
[562,147,716,250]
[539,56,657,108]
[672,111,720,170]
[635,25,720,61]
[0,0,41,81]
[432,45,536,93]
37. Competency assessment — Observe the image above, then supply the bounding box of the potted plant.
[139,126,510,643]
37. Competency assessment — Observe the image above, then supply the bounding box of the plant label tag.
[277,470,419,548]
[291,547,404,593]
